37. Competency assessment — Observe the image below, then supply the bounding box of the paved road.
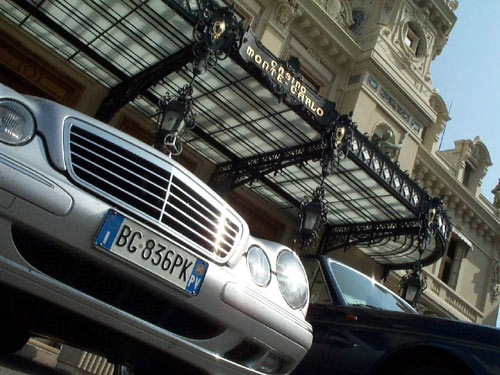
[0,355,64,375]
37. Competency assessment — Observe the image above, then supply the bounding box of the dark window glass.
[327,260,415,313]
[441,262,452,285]
[463,163,473,187]
[447,239,457,259]
[439,238,459,286]
[302,258,333,304]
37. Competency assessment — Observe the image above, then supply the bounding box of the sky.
[429,1,499,203]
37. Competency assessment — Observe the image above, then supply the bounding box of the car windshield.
[327,259,416,314]
[302,258,334,305]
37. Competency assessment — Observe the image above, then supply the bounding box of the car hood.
[312,304,500,348]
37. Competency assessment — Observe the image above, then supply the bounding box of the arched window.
[461,138,492,194]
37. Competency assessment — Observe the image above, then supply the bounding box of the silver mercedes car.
[0,83,312,375]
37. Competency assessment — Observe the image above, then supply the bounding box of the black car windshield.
[327,259,416,314]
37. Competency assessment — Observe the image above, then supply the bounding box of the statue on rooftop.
[492,179,500,209]
[491,259,500,302]
[446,0,459,12]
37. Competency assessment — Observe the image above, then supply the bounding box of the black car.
[295,255,500,375]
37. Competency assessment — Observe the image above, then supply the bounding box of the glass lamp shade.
[401,272,423,305]
[404,283,418,302]
[301,197,323,235]
[160,99,186,135]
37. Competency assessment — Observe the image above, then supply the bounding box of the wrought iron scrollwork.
[192,2,244,73]
[209,140,323,194]
[415,196,451,253]
[154,1,244,154]
[320,112,354,178]
[295,113,355,251]
[399,261,427,307]
[320,219,421,254]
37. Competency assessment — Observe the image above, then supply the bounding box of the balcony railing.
[423,269,483,323]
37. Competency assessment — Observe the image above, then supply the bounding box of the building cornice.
[291,1,363,67]
[410,0,457,33]
[414,148,500,252]
[368,49,437,125]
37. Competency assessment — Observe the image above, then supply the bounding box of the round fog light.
[0,99,36,145]
[247,246,271,286]
[257,352,282,374]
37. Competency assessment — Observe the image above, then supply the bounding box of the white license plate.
[95,210,208,295]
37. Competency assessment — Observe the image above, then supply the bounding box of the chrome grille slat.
[71,150,167,203]
[223,222,239,237]
[168,181,220,222]
[161,209,230,256]
[65,120,243,263]
[71,131,171,187]
[164,200,234,252]
[166,192,220,228]
[164,197,235,244]
[72,163,164,215]
[70,139,169,196]
[168,188,238,242]
[168,181,239,238]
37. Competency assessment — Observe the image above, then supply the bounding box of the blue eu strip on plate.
[95,211,124,250]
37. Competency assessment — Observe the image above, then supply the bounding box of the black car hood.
[310,304,500,349]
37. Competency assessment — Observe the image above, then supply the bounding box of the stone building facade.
[205,0,499,326]
[0,4,499,372]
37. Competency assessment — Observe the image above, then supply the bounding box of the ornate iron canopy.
[5,0,453,269]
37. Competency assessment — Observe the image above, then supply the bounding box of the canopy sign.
[239,31,337,127]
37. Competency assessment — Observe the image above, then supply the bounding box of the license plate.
[95,210,208,295]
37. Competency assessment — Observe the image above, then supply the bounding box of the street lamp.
[154,84,196,155]
[399,263,427,307]
[301,196,323,236]
[298,185,327,251]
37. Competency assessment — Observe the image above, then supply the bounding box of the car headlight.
[247,245,271,286]
[0,99,36,145]
[276,250,308,309]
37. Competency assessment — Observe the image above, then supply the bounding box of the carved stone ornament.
[275,0,299,29]
[491,259,500,302]
[492,179,500,209]
[372,129,407,161]
[340,0,354,27]
[324,0,354,27]
[397,17,427,65]
[379,0,396,24]
[446,0,459,11]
